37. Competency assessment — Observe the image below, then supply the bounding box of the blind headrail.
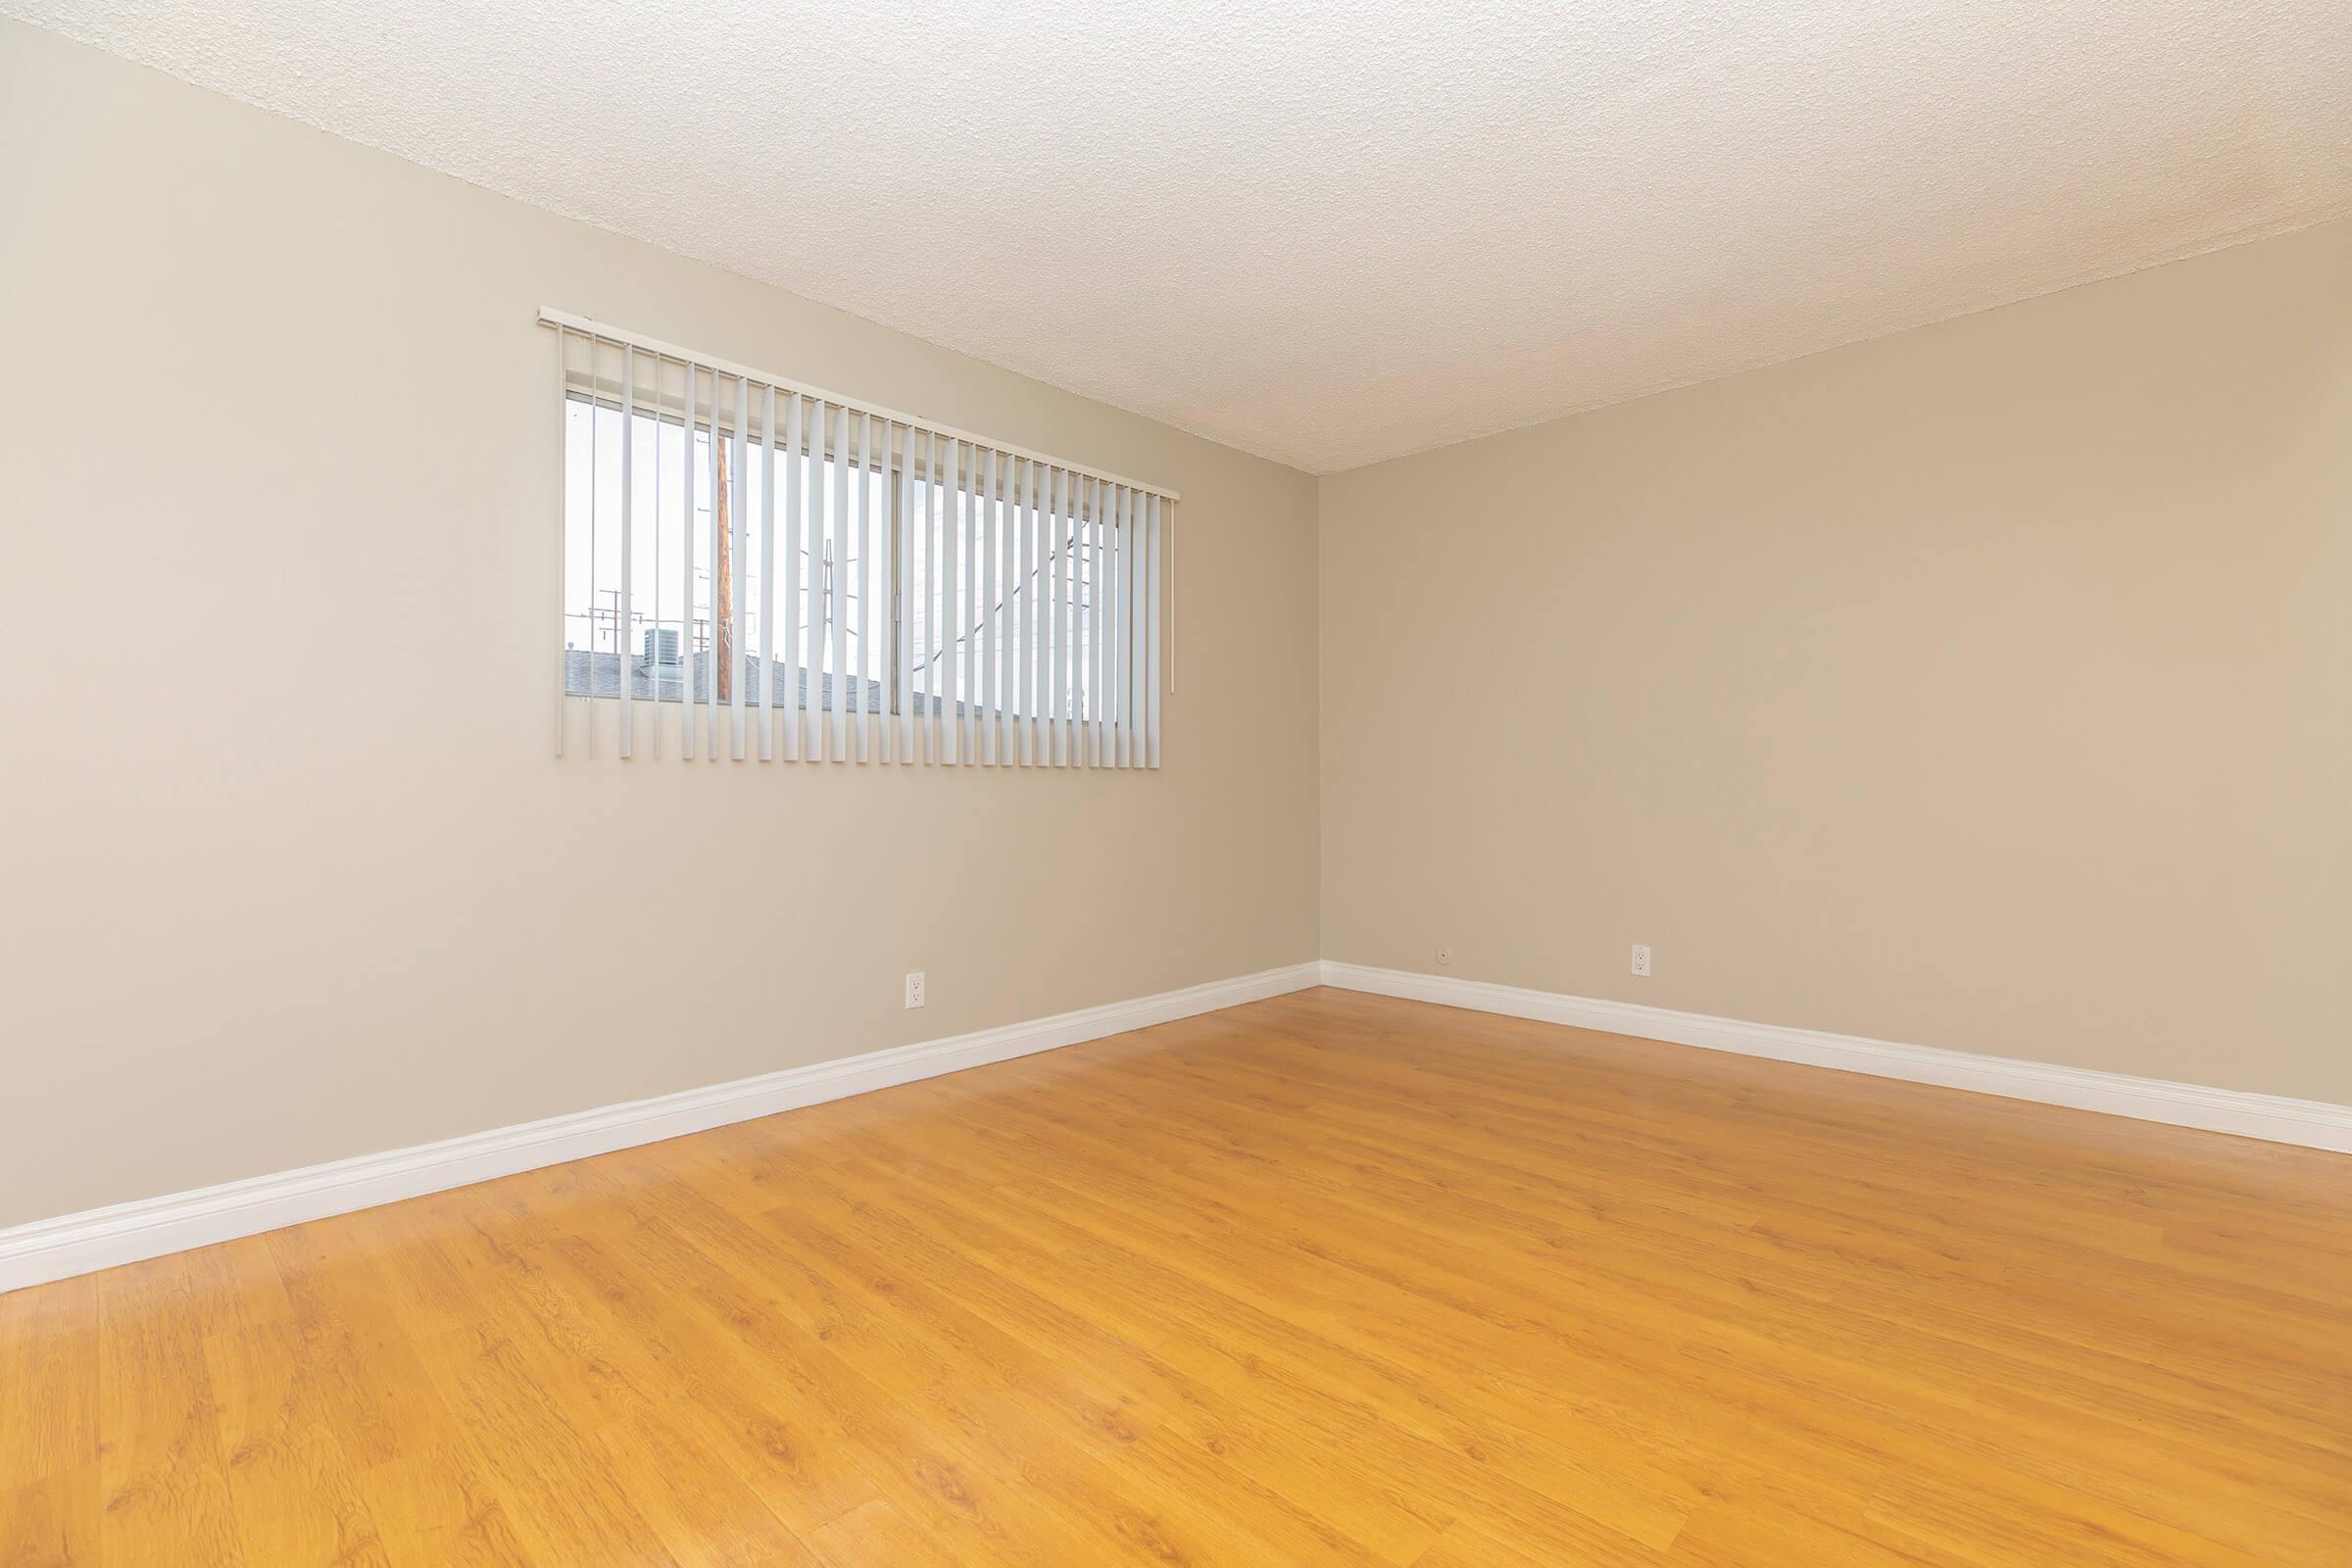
[537,308,1181,503]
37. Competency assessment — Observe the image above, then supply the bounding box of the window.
[551,314,1169,768]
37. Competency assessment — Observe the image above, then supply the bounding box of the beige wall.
[1321,216,2352,1104]
[0,22,1320,1227]
[4,22,2344,1235]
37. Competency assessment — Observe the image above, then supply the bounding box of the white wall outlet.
[904,971,926,1009]
[1436,946,1455,968]
[1630,944,1651,977]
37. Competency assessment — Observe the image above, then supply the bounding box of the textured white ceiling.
[10,1,2348,471]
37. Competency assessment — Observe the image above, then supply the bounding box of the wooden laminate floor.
[4,988,2349,1565]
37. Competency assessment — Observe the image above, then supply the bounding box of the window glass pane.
[900,476,1102,723]
[564,396,884,709]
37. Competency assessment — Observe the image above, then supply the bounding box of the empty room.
[2,2,2347,1563]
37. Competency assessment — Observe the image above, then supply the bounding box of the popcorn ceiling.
[8,0,2346,471]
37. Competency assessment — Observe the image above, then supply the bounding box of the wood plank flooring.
[3,987,2349,1565]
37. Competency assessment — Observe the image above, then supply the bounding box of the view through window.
[563,396,1109,721]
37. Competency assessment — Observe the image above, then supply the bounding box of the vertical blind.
[548,310,1171,769]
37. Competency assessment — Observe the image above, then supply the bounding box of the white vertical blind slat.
[730,374,748,760]
[584,338,599,760]
[931,434,950,766]
[948,438,967,765]
[813,401,831,759]
[1077,474,1091,770]
[829,403,850,761]
[1147,492,1162,769]
[967,440,984,765]
[1118,483,1135,769]
[810,401,826,760]
[759,382,777,761]
[1009,459,1027,766]
[1128,483,1145,770]
[649,356,663,760]
[1004,459,1018,764]
[938,440,954,765]
[1025,459,1043,765]
[1119,482,1134,767]
[909,431,923,762]
[555,328,570,758]
[1077,476,1092,766]
[1014,457,1031,764]
[859,416,879,762]
[1032,460,1049,764]
[1046,467,1064,767]
[877,418,893,760]
[879,418,897,764]
[1066,472,1078,763]
[979,449,998,767]
[797,398,820,762]
[782,394,806,760]
[684,366,699,757]
[618,346,637,759]
[1000,454,1016,764]
[972,447,987,764]
[1005,459,1022,765]
[704,368,720,760]
[1086,477,1103,767]
[1065,468,1082,766]
[1110,482,1125,769]
[1107,484,1126,769]
[922,430,940,763]
[896,420,914,763]
[680,365,698,760]
[1133,485,1148,769]
[1086,478,1103,768]
[1002,451,1018,766]
[875,418,890,764]
[1003,454,1018,766]
[808,396,826,761]
[874,416,889,766]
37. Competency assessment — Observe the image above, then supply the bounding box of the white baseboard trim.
[1319,961,2352,1154]
[0,961,1322,1295]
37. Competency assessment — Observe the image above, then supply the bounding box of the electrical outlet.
[1630,944,1651,978]
[1436,946,1455,968]
[904,971,926,1009]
